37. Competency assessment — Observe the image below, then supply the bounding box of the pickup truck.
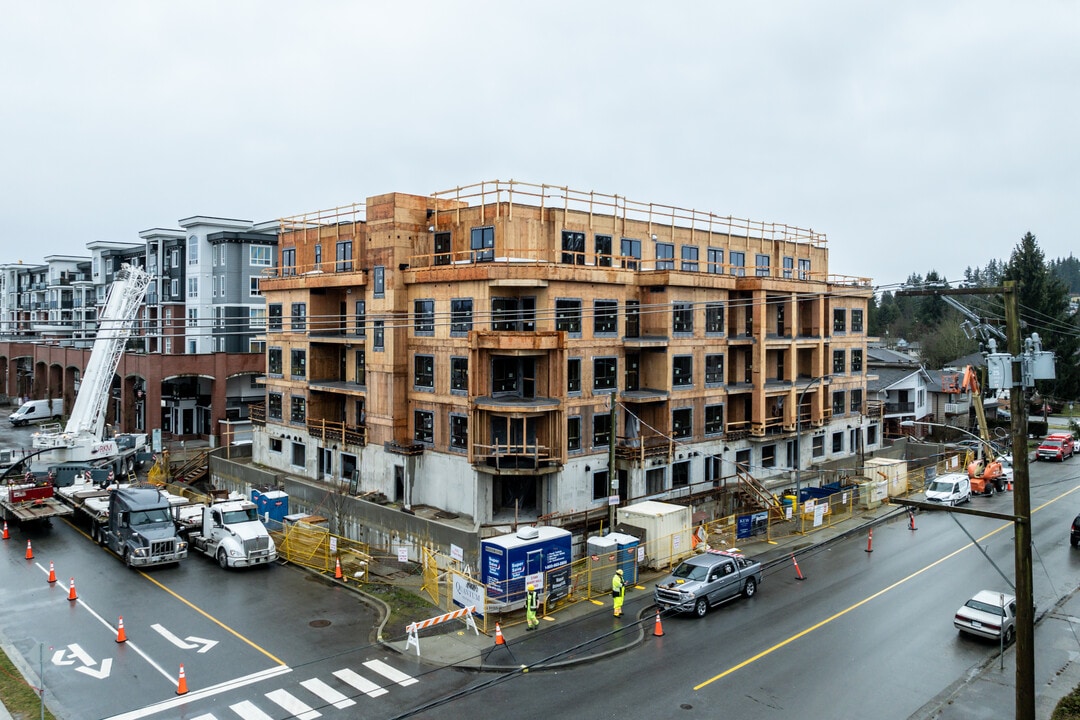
[654,550,762,618]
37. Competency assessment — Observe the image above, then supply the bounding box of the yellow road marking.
[64,518,285,665]
[140,574,286,665]
[694,482,1080,691]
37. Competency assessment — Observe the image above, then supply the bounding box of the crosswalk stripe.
[230,700,275,720]
[266,689,320,720]
[190,715,217,720]
[300,678,356,710]
[333,668,389,698]
[363,659,419,687]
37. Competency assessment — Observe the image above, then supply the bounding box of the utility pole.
[1005,280,1034,720]
[899,282,1036,720]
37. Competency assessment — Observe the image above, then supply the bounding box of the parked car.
[925,473,972,506]
[1036,433,1075,462]
[954,590,1017,643]
[1071,514,1080,548]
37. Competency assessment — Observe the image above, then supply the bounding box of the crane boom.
[65,264,151,438]
[32,264,150,461]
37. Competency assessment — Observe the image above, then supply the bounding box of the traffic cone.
[116,616,127,643]
[2,521,8,540]
[653,609,665,637]
[908,509,918,532]
[68,577,78,601]
[494,623,505,645]
[47,561,57,584]
[334,558,343,580]
[1007,477,1013,492]
[176,664,188,695]
[792,553,805,581]
[25,540,33,560]
[865,528,874,553]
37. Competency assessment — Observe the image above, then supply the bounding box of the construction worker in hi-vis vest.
[526,584,540,630]
[612,569,626,617]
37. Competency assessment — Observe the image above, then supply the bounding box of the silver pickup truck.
[654,549,762,618]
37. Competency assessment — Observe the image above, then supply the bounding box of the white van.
[925,472,971,506]
[8,399,62,427]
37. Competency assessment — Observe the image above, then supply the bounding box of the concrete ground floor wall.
[251,416,880,526]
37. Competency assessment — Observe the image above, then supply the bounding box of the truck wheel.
[123,547,133,568]
[217,549,229,569]
[126,457,135,475]
[987,484,995,497]
[694,598,709,618]
[743,578,757,598]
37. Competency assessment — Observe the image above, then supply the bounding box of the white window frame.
[187,277,198,298]
[250,246,272,267]
[249,276,260,296]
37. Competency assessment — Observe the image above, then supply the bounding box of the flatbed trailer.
[1,478,75,523]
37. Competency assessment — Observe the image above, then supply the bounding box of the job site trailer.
[617,500,693,570]
[481,526,572,609]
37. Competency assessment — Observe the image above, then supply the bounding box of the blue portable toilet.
[610,531,640,584]
[481,526,572,607]
[252,489,289,524]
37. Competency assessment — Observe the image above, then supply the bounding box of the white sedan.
[954,590,1017,643]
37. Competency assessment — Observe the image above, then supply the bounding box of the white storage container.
[616,500,692,570]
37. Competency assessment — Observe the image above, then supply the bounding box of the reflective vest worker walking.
[526,584,540,630]
[612,569,626,617]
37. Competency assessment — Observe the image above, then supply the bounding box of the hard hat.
[527,584,535,591]
[616,569,624,576]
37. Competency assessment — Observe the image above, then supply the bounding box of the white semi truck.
[182,498,277,569]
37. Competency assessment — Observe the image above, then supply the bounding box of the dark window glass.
[707,248,724,274]
[673,303,693,334]
[681,246,699,271]
[268,348,282,375]
[594,300,617,335]
[414,410,434,444]
[567,416,581,451]
[593,413,611,448]
[471,226,494,262]
[556,299,582,334]
[414,355,434,388]
[595,234,613,266]
[290,349,306,378]
[593,357,617,390]
[451,357,468,392]
[705,404,724,435]
[672,408,692,439]
[620,238,641,270]
[450,415,468,449]
[705,354,724,384]
[673,355,693,387]
[567,358,581,393]
[414,299,434,335]
[656,242,675,270]
[451,299,473,334]
[562,230,586,265]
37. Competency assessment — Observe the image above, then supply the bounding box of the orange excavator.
[960,366,1008,495]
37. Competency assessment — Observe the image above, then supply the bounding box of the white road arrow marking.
[69,644,96,666]
[50,644,112,679]
[51,650,75,666]
[151,624,218,653]
[76,658,112,679]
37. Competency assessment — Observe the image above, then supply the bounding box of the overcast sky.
[2,1,1076,289]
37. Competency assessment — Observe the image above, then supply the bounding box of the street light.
[795,376,825,511]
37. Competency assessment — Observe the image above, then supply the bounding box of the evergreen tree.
[1003,232,1080,402]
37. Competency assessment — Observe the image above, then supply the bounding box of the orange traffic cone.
[334,558,343,580]
[865,528,874,553]
[116,616,127,643]
[1007,477,1013,492]
[792,553,806,581]
[494,623,505,645]
[47,561,57,584]
[2,521,8,540]
[176,664,188,695]
[25,540,33,560]
[653,609,665,637]
[67,577,78,601]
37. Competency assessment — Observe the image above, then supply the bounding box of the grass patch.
[363,583,441,638]
[0,647,55,720]
[1053,684,1080,719]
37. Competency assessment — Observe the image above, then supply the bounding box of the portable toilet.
[252,489,289,524]
[610,531,640,584]
[481,526,572,608]
[587,534,619,594]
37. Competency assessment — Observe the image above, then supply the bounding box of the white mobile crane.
[31,263,152,469]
